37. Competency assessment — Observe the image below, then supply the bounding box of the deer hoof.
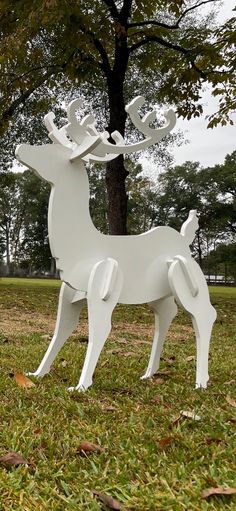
[67,384,88,392]
[25,371,45,378]
[140,371,154,380]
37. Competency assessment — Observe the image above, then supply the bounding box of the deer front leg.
[28,282,86,378]
[68,258,123,392]
[168,256,217,388]
[141,296,178,380]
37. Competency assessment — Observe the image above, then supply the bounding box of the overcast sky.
[173,0,236,167]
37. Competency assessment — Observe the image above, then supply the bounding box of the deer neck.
[48,161,97,269]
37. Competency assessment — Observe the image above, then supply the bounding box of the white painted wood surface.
[16,96,216,391]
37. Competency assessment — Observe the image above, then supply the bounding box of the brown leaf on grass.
[107,348,123,355]
[166,356,176,364]
[156,370,172,376]
[0,451,28,467]
[180,410,201,421]
[93,491,125,510]
[15,373,36,388]
[78,336,88,344]
[171,410,201,427]
[205,437,222,445]
[77,441,105,455]
[201,487,236,499]
[153,378,165,385]
[161,356,176,363]
[186,355,195,362]
[133,339,150,345]
[171,414,182,427]
[33,428,42,435]
[152,395,162,404]
[227,417,236,423]
[225,395,236,408]
[223,380,236,385]
[158,435,181,449]
[123,351,136,357]
[103,405,117,412]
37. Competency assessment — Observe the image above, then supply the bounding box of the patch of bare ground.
[0,309,88,337]
[110,322,193,345]
[0,308,193,345]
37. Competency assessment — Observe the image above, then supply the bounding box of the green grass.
[0,279,235,510]
[0,277,60,288]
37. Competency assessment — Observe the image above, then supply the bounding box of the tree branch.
[120,0,132,24]
[69,16,111,75]
[175,0,222,27]
[128,20,179,30]
[8,63,69,86]
[128,36,207,79]
[128,1,221,30]
[0,70,54,127]
[102,0,119,20]
[129,35,189,56]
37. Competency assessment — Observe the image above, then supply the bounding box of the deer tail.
[180,210,199,246]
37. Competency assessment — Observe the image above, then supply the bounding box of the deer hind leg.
[168,256,217,388]
[27,282,86,378]
[68,258,123,392]
[141,296,177,380]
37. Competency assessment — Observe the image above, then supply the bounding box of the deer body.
[18,143,191,304]
[16,96,216,391]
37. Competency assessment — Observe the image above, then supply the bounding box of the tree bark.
[106,154,129,234]
[105,52,129,234]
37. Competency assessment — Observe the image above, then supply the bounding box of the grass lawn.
[0,278,235,510]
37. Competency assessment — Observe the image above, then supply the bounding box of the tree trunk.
[106,154,128,234]
[106,76,129,235]
[5,226,11,276]
[196,230,203,268]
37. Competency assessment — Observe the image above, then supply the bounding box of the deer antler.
[43,96,176,163]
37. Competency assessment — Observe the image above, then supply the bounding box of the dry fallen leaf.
[205,437,222,445]
[156,370,172,376]
[103,405,117,412]
[158,435,180,449]
[186,355,195,362]
[180,410,201,421]
[15,373,36,388]
[153,378,165,385]
[33,428,42,435]
[0,451,28,467]
[123,351,136,357]
[93,491,125,510]
[201,487,236,499]
[227,417,236,423]
[77,441,105,455]
[225,395,236,408]
[223,380,236,385]
[107,348,123,355]
[171,414,182,427]
[78,336,88,344]
[152,395,162,404]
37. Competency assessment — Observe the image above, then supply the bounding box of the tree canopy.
[0,0,235,233]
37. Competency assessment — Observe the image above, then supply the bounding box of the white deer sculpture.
[16,96,216,391]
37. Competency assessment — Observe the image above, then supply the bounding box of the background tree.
[203,243,236,284]
[0,0,235,234]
